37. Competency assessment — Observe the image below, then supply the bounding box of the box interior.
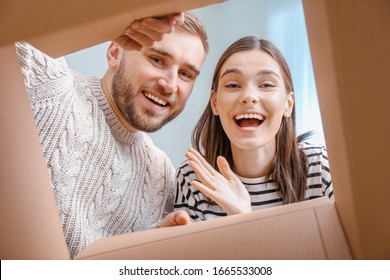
[1,0,389,260]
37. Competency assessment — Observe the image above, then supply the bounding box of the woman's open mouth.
[234,113,264,128]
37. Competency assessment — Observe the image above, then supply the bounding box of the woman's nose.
[239,89,260,105]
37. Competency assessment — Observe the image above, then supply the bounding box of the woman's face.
[211,49,294,154]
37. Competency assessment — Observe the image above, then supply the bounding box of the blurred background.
[66,0,325,168]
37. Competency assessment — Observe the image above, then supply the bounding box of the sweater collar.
[88,76,144,144]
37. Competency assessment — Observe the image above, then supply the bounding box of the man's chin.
[131,119,168,133]
[127,109,178,133]
[142,126,163,133]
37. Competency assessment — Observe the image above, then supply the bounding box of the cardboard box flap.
[75,197,352,260]
[0,45,69,259]
[303,0,390,259]
[1,0,224,57]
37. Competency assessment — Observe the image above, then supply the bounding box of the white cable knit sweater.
[16,42,176,259]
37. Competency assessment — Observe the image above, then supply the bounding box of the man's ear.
[210,90,219,115]
[106,42,121,70]
[284,91,294,118]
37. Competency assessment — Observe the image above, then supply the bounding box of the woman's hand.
[186,148,252,215]
[114,13,184,51]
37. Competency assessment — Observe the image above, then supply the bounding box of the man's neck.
[100,74,138,133]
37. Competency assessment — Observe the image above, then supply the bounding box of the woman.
[174,36,333,221]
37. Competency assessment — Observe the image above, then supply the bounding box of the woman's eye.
[260,82,275,88]
[225,83,240,88]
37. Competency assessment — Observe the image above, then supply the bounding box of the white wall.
[66,0,325,168]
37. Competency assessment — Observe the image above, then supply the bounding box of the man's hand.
[114,13,184,51]
[159,210,191,227]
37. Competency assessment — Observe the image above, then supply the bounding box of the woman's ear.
[106,42,121,70]
[284,91,294,118]
[210,90,219,115]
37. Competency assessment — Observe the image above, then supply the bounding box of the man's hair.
[178,11,209,55]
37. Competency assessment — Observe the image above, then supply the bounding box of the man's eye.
[149,56,163,64]
[179,71,193,81]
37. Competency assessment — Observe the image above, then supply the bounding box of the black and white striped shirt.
[174,143,334,221]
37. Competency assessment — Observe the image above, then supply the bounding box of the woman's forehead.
[220,50,282,77]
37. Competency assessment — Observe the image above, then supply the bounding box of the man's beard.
[111,62,179,133]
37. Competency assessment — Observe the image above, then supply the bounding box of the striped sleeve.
[174,161,204,221]
[301,143,334,202]
[174,161,227,221]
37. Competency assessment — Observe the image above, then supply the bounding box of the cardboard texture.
[1,0,223,57]
[303,0,390,259]
[0,0,388,260]
[0,45,70,260]
[75,198,351,260]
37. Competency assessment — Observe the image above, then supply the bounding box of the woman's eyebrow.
[256,69,280,78]
[220,68,242,79]
[220,68,280,79]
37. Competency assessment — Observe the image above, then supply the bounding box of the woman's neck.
[230,144,276,178]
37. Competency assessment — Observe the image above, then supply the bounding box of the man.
[16,12,208,259]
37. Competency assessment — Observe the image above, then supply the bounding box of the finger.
[139,17,175,34]
[216,156,237,181]
[128,21,165,42]
[113,34,143,51]
[124,29,157,48]
[168,12,184,26]
[191,180,218,201]
[159,211,188,227]
[158,213,174,227]
[188,160,216,191]
[174,210,191,225]
[186,150,214,179]
[187,148,217,176]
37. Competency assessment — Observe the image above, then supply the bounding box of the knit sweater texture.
[16,42,175,259]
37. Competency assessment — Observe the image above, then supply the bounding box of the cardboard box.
[75,197,351,260]
[0,0,222,57]
[0,0,388,260]
[303,0,390,259]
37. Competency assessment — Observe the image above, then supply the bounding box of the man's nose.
[158,70,178,94]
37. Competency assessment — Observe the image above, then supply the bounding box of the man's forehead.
[146,32,205,71]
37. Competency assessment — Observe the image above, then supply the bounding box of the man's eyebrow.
[220,68,280,79]
[150,47,173,59]
[150,47,200,76]
[185,63,200,76]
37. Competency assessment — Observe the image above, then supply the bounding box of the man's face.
[111,30,205,132]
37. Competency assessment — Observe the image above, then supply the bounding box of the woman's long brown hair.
[192,36,309,203]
